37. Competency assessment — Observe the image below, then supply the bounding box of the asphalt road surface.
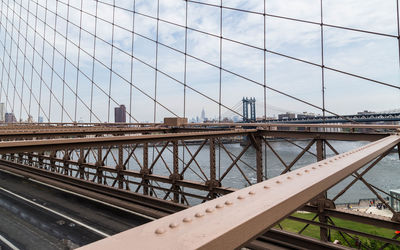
[0,169,152,249]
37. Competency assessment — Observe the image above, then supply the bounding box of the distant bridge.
[265,113,400,124]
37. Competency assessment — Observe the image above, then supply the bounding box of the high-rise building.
[38,116,44,123]
[200,108,205,122]
[0,103,4,122]
[114,105,126,123]
[5,113,16,123]
[27,115,33,123]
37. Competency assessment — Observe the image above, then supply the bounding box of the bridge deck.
[0,170,151,249]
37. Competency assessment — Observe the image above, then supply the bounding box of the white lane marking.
[0,187,110,237]
[0,169,25,178]
[0,168,155,221]
[0,233,19,250]
[30,179,156,221]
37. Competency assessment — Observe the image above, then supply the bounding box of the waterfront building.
[0,102,4,121]
[115,105,126,123]
[5,113,16,123]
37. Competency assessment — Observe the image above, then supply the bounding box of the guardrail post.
[49,151,56,172]
[78,148,85,179]
[255,134,263,182]
[38,151,44,169]
[96,147,103,184]
[17,153,23,164]
[63,150,70,175]
[316,139,324,162]
[209,138,217,198]
[10,153,15,162]
[117,145,124,189]
[142,142,149,196]
[316,139,329,242]
[172,140,179,203]
[27,152,33,166]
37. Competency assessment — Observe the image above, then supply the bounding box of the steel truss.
[0,124,399,248]
[77,133,400,249]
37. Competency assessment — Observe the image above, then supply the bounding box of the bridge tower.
[242,97,256,122]
[249,98,256,122]
[242,97,249,122]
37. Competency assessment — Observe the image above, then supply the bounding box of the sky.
[0,0,399,122]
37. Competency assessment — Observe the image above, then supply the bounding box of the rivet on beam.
[195,212,204,218]
[225,200,233,206]
[237,195,245,200]
[183,217,192,223]
[216,204,224,209]
[155,228,166,234]
[169,222,179,229]
[206,208,214,213]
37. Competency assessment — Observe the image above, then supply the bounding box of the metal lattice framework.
[0,0,399,123]
[1,1,400,248]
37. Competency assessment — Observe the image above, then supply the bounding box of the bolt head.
[195,212,204,218]
[225,200,233,205]
[155,228,166,234]
[169,222,179,228]
[183,217,192,223]
[216,204,224,209]
[206,207,214,213]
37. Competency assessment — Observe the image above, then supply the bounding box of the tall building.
[27,115,33,123]
[5,113,16,123]
[0,103,4,122]
[114,105,126,123]
[200,108,205,122]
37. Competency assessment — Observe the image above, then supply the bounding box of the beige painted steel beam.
[189,122,400,130]
[0,129,394,154]
[79,134,400,250]
[0,126,169,135]
[0,129,256,153]
[261,130,391,141]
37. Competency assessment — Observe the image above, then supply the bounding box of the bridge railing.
[0,126,399,246]
[77,134,400,249]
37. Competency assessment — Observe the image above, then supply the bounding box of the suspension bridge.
[0,0,400,249]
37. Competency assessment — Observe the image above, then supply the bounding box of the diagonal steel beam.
[283,138,317,157]
[180,140,208,178]
[263,139,289,169]
[79,134,400,250]
[355,174,397,215]
[288,216,400,245]
[332,148,392,202]
[281,139,316,174]
[219,142,251,182]
[324,140,339,155]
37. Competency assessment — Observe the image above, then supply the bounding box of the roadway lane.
[0,169,152,249]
